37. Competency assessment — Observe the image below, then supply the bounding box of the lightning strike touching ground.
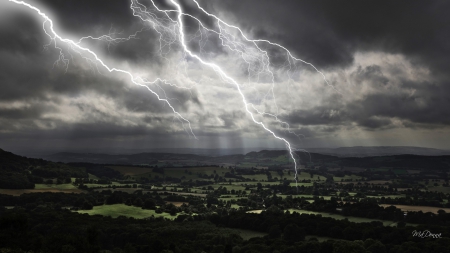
[8,0,337,184]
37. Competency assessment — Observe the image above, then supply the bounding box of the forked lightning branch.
[8,0,335,184]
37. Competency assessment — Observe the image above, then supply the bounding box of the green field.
[77,204,181,219]
[367,194,406,199]
[334,175,362,181]
[248,209,415,227]
[393,169,407,175]
[118,166,232,182]
[34,183,78,190]
[305,235,343,242]
[85,182,131,188]
[88,173,100,180]
[427,186,450,194]
[285,209,416,227]
[289,182,314,187]
[230,229,267,240]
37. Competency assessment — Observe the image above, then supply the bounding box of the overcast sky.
[1,0,450,155]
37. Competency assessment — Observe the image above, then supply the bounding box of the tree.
[143,199,156,210]
[82,201,93,210]
[365,239,386,253]
[268,225,282,239]
[283,224,305,242]
[333,240,367,253]
[133,198,143,207]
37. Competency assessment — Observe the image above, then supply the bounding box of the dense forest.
[1,149,450,252]
[1,202,449,253]
[0,149,87,189]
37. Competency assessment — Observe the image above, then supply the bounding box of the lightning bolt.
[8,0,338,185]
[8,0,197,139]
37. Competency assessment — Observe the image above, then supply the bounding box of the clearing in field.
[379,204,450,214]
[247,209,416,227]
[427,186,450,194]
[77,203,182,219]
[34,183,78,190]
[0,187,85,196]
[229,229,267,240]
[165,201,187,207]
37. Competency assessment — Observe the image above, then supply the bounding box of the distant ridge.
[305,146,450,157]
[10,145,450,162]
[41,146,450,164]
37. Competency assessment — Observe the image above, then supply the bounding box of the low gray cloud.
[1,0,450,153]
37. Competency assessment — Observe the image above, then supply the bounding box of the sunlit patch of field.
[427,186,450,194]
[220,195,246,201]
[289,182,314,187]
[367,194,405,199]
[379,204,450,214]
[240,181,281,186]
[0,187,85,196]
[333,175,362,181]
[229,229,267,240]
[247,209,417,226]
[88,173,99,180]
[202,184,248,192]
[34,183,78,190]
[85,182,130,188]
[93,188,142,194]
[305,235,345,242]
[76,203,182,219]
[165,201,187,207]
[155,191,207,197]
[368,180,393,184]
[124,166,231,182]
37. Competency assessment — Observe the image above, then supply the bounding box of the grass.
[76,204,181,219]
[35,183,78,190]
[367,194,406,199]
[118,166,231,182]
[334,175,362,181]
[220,195,246,202]
[230,229,267,240]
[88,173,100,180]
[379,204,450,214]
[305,235,342,242]
[289,182,314,187]
[0,186,85,196]
[285,209,417,227]
[84,182,131,188]
[248,209,416,227]
[427,186,450,194]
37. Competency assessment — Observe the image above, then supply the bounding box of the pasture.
[0,187,85,196]
[247,209,416,227]
[379,204,450,214]
[229,229,267,240]
[77,203,181,219]
[0,182,84,196]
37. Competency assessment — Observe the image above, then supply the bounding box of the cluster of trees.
[0,171,35,189]
[0,204,450,253]
[70,163,123,180]
[0,149,88,189]
[303,198,450,226]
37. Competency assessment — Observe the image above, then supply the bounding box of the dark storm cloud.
[285,78,450,131]
[35,0,135,35]
[0,104,53,120]
[2,0,450,152]
[202,0,450,72]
